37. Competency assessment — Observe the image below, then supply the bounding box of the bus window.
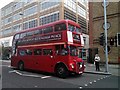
[76,27,81,33]
[43,26,53,34]
[43,49,53,55]
[20,33,27,39]
[61,45,68,55]
[55,23,66,31]
[26,49,32,55]
[27,31,34,37]
[19,50,26,56]
[34,30,42,35]
[34,49,42,55]
[55,45,60,55]
[14,34,20,39]
[70,46,78,56]
[68,24,75,32]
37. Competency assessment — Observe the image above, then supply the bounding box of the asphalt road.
[1,60,119,89]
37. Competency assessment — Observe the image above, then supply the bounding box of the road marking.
[79,87,83,89]
[84,84,88,87]
[41,76,51,79]
[15,71,22,75]
[8,65,11,68]
[89,82,92,84]
[103,77,106,79]
[97,79,100,80]
[9,70,16,73]
[0,60,11,63]
[93,80,96,82]
[9,70,51,79]
[34,86,38,88]
[0,65,9,67]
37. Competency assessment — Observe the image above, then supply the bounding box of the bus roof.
[14,19,80,36]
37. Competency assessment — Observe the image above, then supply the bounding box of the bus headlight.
[80,65,82,68]
[70,64,74,69]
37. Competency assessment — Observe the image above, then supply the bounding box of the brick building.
[89,1,120,64]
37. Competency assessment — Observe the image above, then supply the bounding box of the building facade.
[89,2,120,64]
[0,0,89,60]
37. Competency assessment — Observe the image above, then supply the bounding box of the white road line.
[98,79,100,80]
[93,80,96,82]
[34,86,38,88]
[79,87,83,89]
[0,60,11,63]
[0,65,9,67]
[9,70,51,79]
[84,84,88,87]
[9,70,16,73]
[22,74,42,78]
[15,71,22,75]
[41,76,51,79]
[89,82,92,84]
[8,65,11,67]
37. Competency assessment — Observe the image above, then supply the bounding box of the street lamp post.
[103,0,109,73]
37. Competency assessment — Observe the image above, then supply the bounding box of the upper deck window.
[14,34,20,39]
[68,24,75,32]
[20,33,27,39]
[76,27,81,33]
[43,26,53,34]
[27,31,34,37]
[34,29,42,35]
[55,23,67,32]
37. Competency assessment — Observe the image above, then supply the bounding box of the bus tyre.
[56,65,68,78]
[18,62,24,71]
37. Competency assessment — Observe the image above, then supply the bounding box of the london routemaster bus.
[11,19,85,78]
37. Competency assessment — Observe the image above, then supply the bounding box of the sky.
[0,0,13,9]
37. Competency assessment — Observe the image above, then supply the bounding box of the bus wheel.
[18,61,24,71]
[55,65,68,78]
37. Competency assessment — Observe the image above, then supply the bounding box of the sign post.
[103,0,109,73]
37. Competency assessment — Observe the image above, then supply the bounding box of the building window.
[13,2,23,11]
[64,0,76,13]
[13,13,22,21]
[40,11,59,25]
[24,6,37,17]
[4,7,12,16]
[1,10,4,17]
[78,5,86,19]
[4,17,12,25]
[13,24,22,32]
[40,0,60,11]
[24,0,33,5]
[78,0,87,7]
[3,28,12,36]
[64,10,76,22]
[29,19,37,28]
[23,19,38,30]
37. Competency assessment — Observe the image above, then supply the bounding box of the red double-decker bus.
[11,19,85,78]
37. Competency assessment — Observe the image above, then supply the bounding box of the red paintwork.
[11,20,85,75]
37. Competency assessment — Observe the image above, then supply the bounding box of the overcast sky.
[0,0,13,9]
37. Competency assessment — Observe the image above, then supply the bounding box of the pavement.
[84,61,120,76]
[0,59,120,76]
